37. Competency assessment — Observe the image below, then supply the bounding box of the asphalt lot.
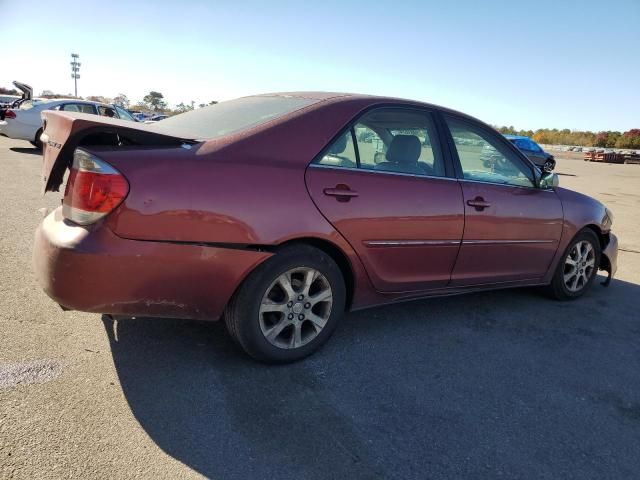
[1,135,639,479]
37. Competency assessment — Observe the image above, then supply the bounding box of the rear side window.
[315,107,446,177]
[316,131,357,168]
[61,104,81,112]
[151,95,318,140]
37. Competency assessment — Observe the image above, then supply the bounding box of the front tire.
[224,245,346,363]
[547,229,601,300]
[543,159,556,172]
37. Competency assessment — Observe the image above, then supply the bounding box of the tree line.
[496,126,640,149]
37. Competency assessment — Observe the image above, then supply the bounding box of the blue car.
[504,135,556,172]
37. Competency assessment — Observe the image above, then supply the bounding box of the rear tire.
[224,245,346,363]
[546,229,601,300]
[32,128,43,149]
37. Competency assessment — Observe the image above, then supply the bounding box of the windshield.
[149,95,318,140]
[114,105,135,121]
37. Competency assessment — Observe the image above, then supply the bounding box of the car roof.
[38,98,113,106]
[504,134,531,140]
[254,91,488,124]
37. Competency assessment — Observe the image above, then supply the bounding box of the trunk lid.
[41,111,195,192]
[12,81,33,102]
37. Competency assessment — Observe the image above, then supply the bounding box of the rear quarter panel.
[100,98,390,309]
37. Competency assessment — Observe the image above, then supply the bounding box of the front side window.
[447,117,534,187]
[97,105,117,117]
[314,107,446,178]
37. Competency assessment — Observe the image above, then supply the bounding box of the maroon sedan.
[33,92,618,362]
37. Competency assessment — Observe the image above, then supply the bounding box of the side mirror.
[539,171,559,189]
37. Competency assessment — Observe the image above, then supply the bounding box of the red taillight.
[62,149,129,225]
[4,110,16,119]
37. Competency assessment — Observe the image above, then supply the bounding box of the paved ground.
[1,135,639,479]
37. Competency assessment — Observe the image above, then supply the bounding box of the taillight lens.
[5,110,16,119]
[62,149,129,225]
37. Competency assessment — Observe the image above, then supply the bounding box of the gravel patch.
[0,359,63,389]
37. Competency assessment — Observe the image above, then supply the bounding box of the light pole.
[70,53,81,97]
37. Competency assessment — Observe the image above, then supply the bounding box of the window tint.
[316,131,357,168]
[61,104,81,112]
[447,117,534,187]
[355,108,445,176]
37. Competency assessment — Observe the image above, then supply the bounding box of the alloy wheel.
[259,267,333,349]
[563,240,596,292]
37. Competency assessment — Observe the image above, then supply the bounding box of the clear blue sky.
[3,0,639,131]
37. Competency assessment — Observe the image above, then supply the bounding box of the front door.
[444,116,563,286]
[305,107,465,292]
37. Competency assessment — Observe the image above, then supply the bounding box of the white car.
[0,99,135,148]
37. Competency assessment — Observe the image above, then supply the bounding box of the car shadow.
[104,277,640,479]
[9,147,40,155]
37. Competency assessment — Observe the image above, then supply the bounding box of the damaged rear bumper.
[33,207,272,320]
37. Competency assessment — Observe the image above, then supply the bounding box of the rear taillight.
[62,149,129,225]
[5,110,16,119]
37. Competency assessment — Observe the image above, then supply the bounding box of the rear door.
[443,116,563,286]
[305,107,464,292]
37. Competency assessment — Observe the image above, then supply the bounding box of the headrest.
[328,134,347,155]
[386,135,421,164]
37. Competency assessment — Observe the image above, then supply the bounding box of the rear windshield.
[149,95,318,140]
[19,100,38,110]
[18,99,46,110]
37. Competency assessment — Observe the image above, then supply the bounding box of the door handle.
[467,196,491,211]
[323,184,358,202]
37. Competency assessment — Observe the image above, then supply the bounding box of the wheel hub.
[563,240,596,293]
[258,267,334,349]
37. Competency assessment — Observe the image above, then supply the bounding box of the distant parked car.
[0,94,20,107]
[0,99,135,148]
[504,135,556,172]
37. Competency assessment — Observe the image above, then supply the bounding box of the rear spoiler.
[41,111,194,192]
